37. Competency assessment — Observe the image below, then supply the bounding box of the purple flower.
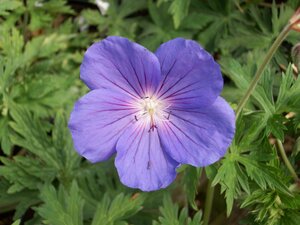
[68,36,235,191]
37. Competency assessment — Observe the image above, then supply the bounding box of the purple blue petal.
[155,38,223,109]
[68,89,137,163]
[158,97,235,167]
[80,36,161,98]
[115,121,178,191]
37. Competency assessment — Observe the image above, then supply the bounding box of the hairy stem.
[235,24,291,118]
[203,180,215,225]
[276,139,299,183]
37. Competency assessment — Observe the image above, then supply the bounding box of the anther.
[134,115,138,121]
[166,111,172,120]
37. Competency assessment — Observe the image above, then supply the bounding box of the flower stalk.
[276,139,299,183]
[203,180,215,225]
[235,24,291,118]
[235,7,300,118]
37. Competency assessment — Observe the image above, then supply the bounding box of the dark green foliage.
[0,0,299,224]
[153,195,203,225]
[241,189,300,225]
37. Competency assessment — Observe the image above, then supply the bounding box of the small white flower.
[34,0,43,7]
[95,0,110,15]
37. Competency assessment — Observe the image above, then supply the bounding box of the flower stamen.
[133,96,170,131]
[165,111,172,120]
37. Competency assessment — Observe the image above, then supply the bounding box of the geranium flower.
[68,36,235,191]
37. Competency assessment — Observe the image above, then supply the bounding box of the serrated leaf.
[0,156,56,193]
[212,156,238,216]
[241,189,300,225]
[36,182,84,225]
[0,27,24,59]
[266,114,287,141]
[236,155,290,195]
[195,0,246,51]
[153,195,203,225]
[91,193,144,225]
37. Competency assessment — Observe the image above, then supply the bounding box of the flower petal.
[155,38,223,109]
[68,89,137,163]
[159,97,235,167]
[80,36,161,98]
[115,121,178,191]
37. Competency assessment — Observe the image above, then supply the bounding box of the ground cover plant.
[0,0,299,224]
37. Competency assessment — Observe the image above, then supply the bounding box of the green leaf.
[241,189,300,225]
[9,106,58,167]
[11,219,21,225]
[140,0,194,50]
[194,0,246,51]
[234,112,269,150]
[8,105,80,188]
[0,117,12,155]
[0,155,56,193]
[13,193,40,220]
[0,27,24,59]
[220,57,275,114]
[27,0,74,30]
[204,164,218,180]
[183,166,202,210]
[0,0,22,16]
[212,155,238,216]
[236,155,290,195]
[266,114,287,141]
[276,64,300,112]
[36,182,84,225]
[81,9,104,26]
[118,0,147,18]
[168,0,191,29]
[153,195,203,225]
[91,193,145,225]
[222,3,295,59]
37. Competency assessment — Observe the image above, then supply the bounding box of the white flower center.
[134,96,170,131]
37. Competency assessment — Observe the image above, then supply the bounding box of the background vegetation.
[0,0,299,224]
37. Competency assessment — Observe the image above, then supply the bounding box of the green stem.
[276,139,299,183]
[22,0,29,42]
[235,24,291,119]
[203,180,215,225]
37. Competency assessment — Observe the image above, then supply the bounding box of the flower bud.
[290,7,300,32]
